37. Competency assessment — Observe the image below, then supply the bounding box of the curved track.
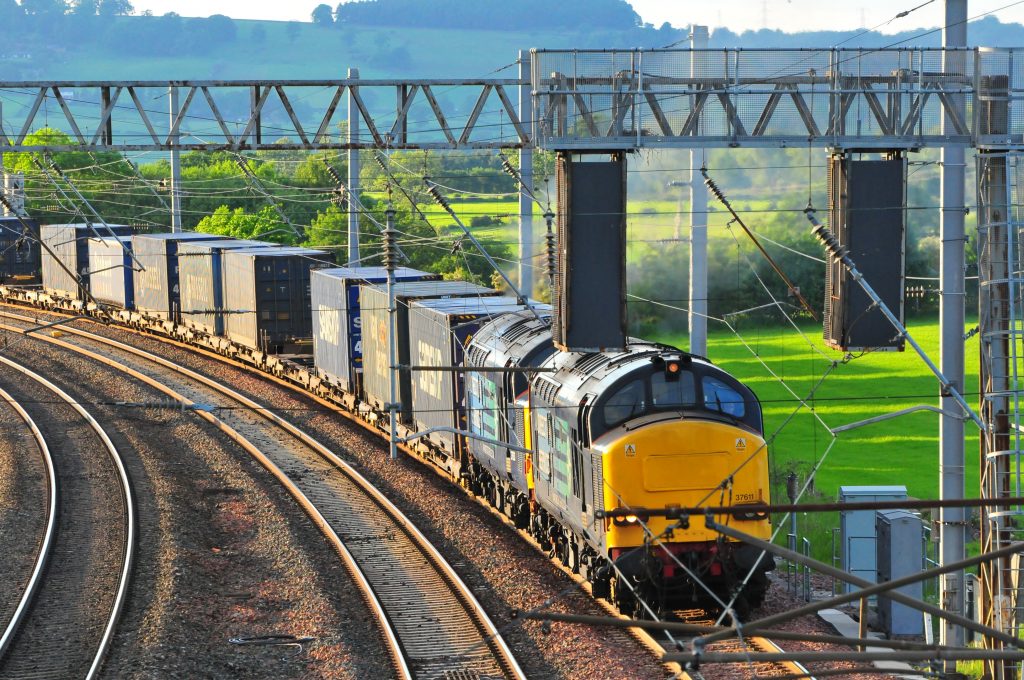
[0,354,135,680]
[0,310,525,680]
[0,384,57,659]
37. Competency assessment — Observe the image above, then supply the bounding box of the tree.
[250,24,267,44]
[20,0,67,16]
[196,206,294,243]
[311,3,333,26]
[70,0,97,15]
[97,0,133,16]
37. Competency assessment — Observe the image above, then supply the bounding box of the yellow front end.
[600,419,771,550]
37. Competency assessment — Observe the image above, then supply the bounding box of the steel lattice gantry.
[0,47,1023,152]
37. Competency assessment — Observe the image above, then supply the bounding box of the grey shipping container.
[408,297,546,454]
[0,217,40,282]
[42,223,133,300]
[311,266,439,394]
[133,232,226,321]
[360,280,500,423]
[222,247,334,350]
[178,239,275,336]
[88,236,135,308]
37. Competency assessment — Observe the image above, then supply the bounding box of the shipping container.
[407,297,546,454]
[177,239,275,336]
[311,266,439,394]
[133,232,226,321]
[0,216,40,283]
[88,236,135,308]
[359,280,500,423]
[222,247,334,351]
[41,223,133,300]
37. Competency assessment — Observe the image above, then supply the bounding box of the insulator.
[499,154,517,178]
[424,179,450,212]
[322,160,343,186]
[374,154,389,173]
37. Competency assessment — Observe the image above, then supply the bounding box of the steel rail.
[0,384,58,658]
[0,354,135,680]
[0,311,526,680]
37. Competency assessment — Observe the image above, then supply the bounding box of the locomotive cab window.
[603,379,645,429]
[702,376,745,418]
[651,371,696,409]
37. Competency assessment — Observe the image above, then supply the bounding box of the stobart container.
[311,266,438,395]
[178,239,274,336]
[359,280,499,424]
[88,236,135,308]
[0,217,40,282]
[408,297,547,455]
[41,223,133,300]
[222,247,334,351]
[133,232,226,321]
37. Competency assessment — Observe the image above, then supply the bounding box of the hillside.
[1,5,1022,82]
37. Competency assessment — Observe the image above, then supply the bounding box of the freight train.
[2,224,775,617]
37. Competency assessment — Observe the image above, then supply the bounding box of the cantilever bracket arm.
[831,404,966,433]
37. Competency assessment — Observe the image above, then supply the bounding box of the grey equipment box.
[221,247,334,351]
[360,280,500,423]
[407,297,549,455]
[839,485,907,593]
[875,509,924,636]
[311,266,438,394]
[88,236,135,309]
[41,223,134,300]
[133,232,226,321]
[177,239,275,336]
[0,216,40,282]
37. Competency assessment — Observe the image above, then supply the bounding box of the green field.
[652,318,981,503]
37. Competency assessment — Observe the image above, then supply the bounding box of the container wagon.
[41,223,133,300]
[221,247,334,352]
[311,266,439,395]
[0,216,40,283]
[88,235,135,308]
[359,280,500,424]
[132,232,227,322]
[178,239,277,336]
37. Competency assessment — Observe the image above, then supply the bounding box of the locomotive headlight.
[613,513,643,526]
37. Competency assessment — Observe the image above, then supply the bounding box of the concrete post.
[169,86,183,232]
[518,50,535,298]
[689,25,710,357]
[939,0,967,661]
[347,68,361,265]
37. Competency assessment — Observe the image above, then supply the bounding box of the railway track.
[0,354,135,680]
[0,309,525,680]
[0,384,57,660]
[666,609,814,680]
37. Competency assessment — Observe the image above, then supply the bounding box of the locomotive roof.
[533,341,715,408]
[466,309,555,371]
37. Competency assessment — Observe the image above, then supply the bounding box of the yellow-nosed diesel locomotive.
[464,310,774,617]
